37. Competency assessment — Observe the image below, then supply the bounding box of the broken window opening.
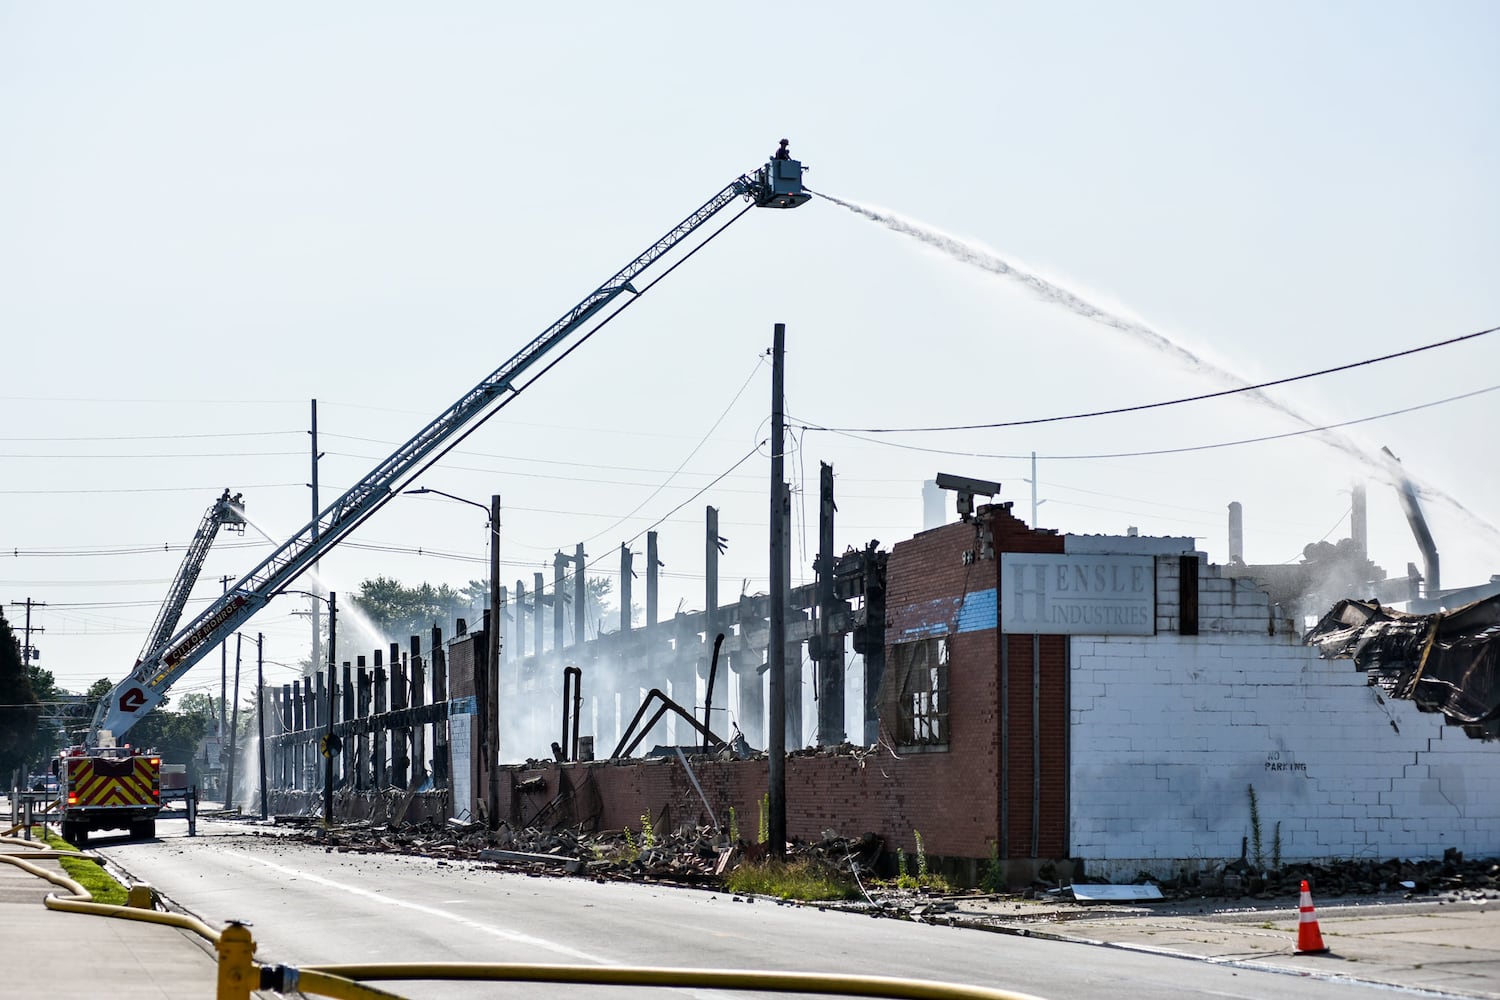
[881,635,950,750]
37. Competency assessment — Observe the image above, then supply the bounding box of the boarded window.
[880,636,950,749]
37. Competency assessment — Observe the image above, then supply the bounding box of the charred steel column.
[355,656,370,792]
[1351,483,1368,559]
[705,507,726,736]
[373,652,388,790]
[431,625,448,784]
[573,544,587,646]
[647,530,669,743]
[514,580,526,668]
[619,545,633,634]
[861,544,888,746]
[646,532,659,629]
[391,645,410,787]
[533,571,546,658]
[314,673,326,793]
[553,549,567,654]
[341,661,354,791]
[816,462,844,745]
[410,635,426,785]
[768,322,788,861]
[282,682,294,791]
[322,591,336,827]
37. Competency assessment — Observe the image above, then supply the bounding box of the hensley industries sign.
[1000,553,1156,635]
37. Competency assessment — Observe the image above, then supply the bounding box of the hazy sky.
[3,2,1497,702]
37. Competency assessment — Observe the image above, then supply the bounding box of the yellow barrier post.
[126,883,158,909]
[216,921,257,1000]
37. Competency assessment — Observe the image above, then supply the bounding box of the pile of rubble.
[1119,848,1500,902]
[283,817,879,890]
[277,816,1495,907]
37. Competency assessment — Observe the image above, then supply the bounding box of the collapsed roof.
[1305,594,1500,740]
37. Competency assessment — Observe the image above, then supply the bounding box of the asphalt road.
[94,816,1419,1000]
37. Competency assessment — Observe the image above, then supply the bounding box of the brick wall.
[501,503,1073,873]
[1069,545,1500,881]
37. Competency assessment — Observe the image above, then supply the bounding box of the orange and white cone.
[1295,879,1330,954]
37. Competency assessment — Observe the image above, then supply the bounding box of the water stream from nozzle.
[812,190,1500,546]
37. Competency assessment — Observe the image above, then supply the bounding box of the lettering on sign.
[1264,751,1307,773]
[163,595,249,669]
[1000,553,1155,635]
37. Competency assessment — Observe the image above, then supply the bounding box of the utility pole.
[768,322,788,862]
[309,400,324,672]
[225,634,242,810]
[8,599,45,667]
[219,576,232,742]
[487,494,501,828]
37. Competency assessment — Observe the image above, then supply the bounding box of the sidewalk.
[0,835,221,1000]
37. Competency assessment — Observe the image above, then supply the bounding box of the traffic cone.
[1295,879,1330,954]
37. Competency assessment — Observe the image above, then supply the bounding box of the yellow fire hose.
[0,847,222,944]
[5,828,1049,1000]
[293,963,1050,1000]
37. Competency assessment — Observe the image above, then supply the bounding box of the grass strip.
[32,828,130,906]
[724,858,861,902]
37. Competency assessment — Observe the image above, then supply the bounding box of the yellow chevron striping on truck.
[66,756,159,808]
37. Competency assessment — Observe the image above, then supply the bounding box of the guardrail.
[7,790,58,840]
[159,786,199,837]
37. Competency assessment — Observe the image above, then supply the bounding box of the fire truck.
[54,742,162,845]
[54,490,245,843]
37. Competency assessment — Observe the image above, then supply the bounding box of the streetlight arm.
[405,487,492,522]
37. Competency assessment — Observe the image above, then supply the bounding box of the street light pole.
[257,633,267,821]
[404,487,502,826]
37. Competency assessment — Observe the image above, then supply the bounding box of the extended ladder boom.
[91,155,809,743]
[135,490,245,667]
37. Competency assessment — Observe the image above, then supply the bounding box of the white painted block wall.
[1065,543,1500,882]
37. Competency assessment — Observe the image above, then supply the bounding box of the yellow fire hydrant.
[215,920,256,1000]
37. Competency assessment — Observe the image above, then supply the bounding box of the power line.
[809,383,1500,462]
[796,324,1498,434]
[0,430,301,443]
[1,450,305,460]
[0,482,302,496]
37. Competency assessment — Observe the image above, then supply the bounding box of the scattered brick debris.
[278,818,883,892]
[1085,847,1500,903]
[272,816,1495,911]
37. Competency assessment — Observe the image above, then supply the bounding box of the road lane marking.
[221,851,605,963]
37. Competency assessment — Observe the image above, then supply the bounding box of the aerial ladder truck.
[57,490,246,843]
[84,147,811,773]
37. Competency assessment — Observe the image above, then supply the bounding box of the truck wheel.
[60,821,76,845]
[73,825,89,846]
[130,819,156,840]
